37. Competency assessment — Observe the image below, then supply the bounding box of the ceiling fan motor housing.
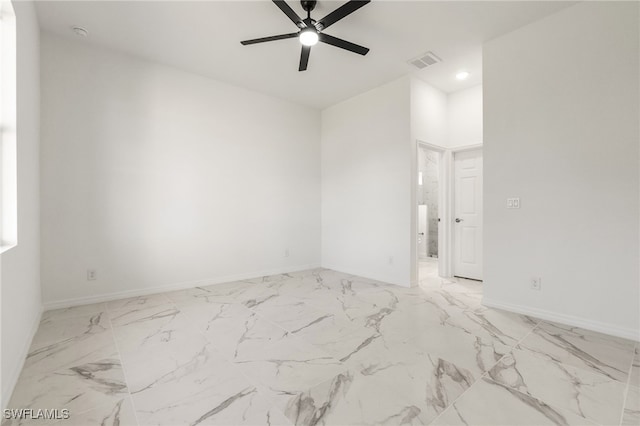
[301,1,317,13]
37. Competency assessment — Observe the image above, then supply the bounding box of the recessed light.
[72,26,88,38]
[456,71,470,81]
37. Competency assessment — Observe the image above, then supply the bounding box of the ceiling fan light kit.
[240,0,370,71]
[299,28,319,46]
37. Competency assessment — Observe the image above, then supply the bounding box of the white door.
[453,149,483,280]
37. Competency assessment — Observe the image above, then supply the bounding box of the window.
[0,0,16,252]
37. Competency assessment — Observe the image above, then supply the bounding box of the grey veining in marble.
[629,346,640,388]
[519,321,635,383]
[432,377,599,426]
[622,383,640,426]
[488,348,626,425]
[4,264,636,426]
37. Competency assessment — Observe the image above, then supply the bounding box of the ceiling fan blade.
[299,46,311,71]
[319,33,369,55]
[241,32,299,45]
[273,0,305,27]
[317,0,370,30]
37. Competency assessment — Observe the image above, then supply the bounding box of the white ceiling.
[35,0,576,109]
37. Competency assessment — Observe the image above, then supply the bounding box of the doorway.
[453,148,483,281]
[416,143,444,280]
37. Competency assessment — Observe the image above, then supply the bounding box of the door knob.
[455,218,463,223]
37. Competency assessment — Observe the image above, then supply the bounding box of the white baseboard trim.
[482,297,640,342]
[320,263,410,288]
[2,305,43,410]
[43,263,320,311]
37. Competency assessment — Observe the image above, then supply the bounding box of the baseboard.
[320,263,410,288]
[2,305,43,410]
[482,297,640,342]
[43,263,320,311]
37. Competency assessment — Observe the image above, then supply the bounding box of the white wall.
[1,0,41,409]
[321,77,412,286]
[411,78,483,149]
[40,34,321,306]
[483,1,639,340]
[448,84,482,148]
[411,78,448,147]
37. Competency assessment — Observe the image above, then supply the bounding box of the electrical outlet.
[507,197,521,209]
[87,269,97,281]
[284,248,290,258]
[388,256,394,265]
[530,277,541,291]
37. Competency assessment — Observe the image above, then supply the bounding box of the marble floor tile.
[622,385,640,426]
[451,308,539,343]
[22,325,118,380]
[177,301,289,361]
[302,324,382,363]
[246,295,346,336]
[283,370,425,425]
[106,294,172,312]
[232,335,344,412]
[165,280,270,307]
[407,324,514,379]
[53,397,138,426]
[41,303,107,323]
[519,321,636,382]
[629,346,640,388]
[201,280,279,307]
[488,347,626,425]
[280,330,479,425]
[5,358,128,426]
[32,311,110,352]
[107,300,180,329]
[431,377,599,426]
[5,266,635,426]
[110,302,196,349]
[130,345,283,426]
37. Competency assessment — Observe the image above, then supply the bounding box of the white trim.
[416,140,446,153]
[415,140,451,278]
[450,143,483,153]
[482,297,640,342]
[442,149,453,277]
[43,264,320,311]
[2,304,43,410]
[321,263,410,288]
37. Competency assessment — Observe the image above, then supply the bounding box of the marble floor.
[3,264,639,425]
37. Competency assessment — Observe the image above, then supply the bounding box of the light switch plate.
[507,198,520,209]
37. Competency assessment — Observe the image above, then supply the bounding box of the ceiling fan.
[240,0,371,71]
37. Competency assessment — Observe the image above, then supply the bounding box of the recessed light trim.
[72,26,88,38]
[456,71,470,80]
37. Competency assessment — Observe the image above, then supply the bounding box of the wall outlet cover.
[530,277,541,291]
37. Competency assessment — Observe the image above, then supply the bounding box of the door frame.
[414,140,449,279]
[413,141,482,282]
[450,145,483,280]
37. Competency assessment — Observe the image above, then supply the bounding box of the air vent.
[407,51,442,70]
